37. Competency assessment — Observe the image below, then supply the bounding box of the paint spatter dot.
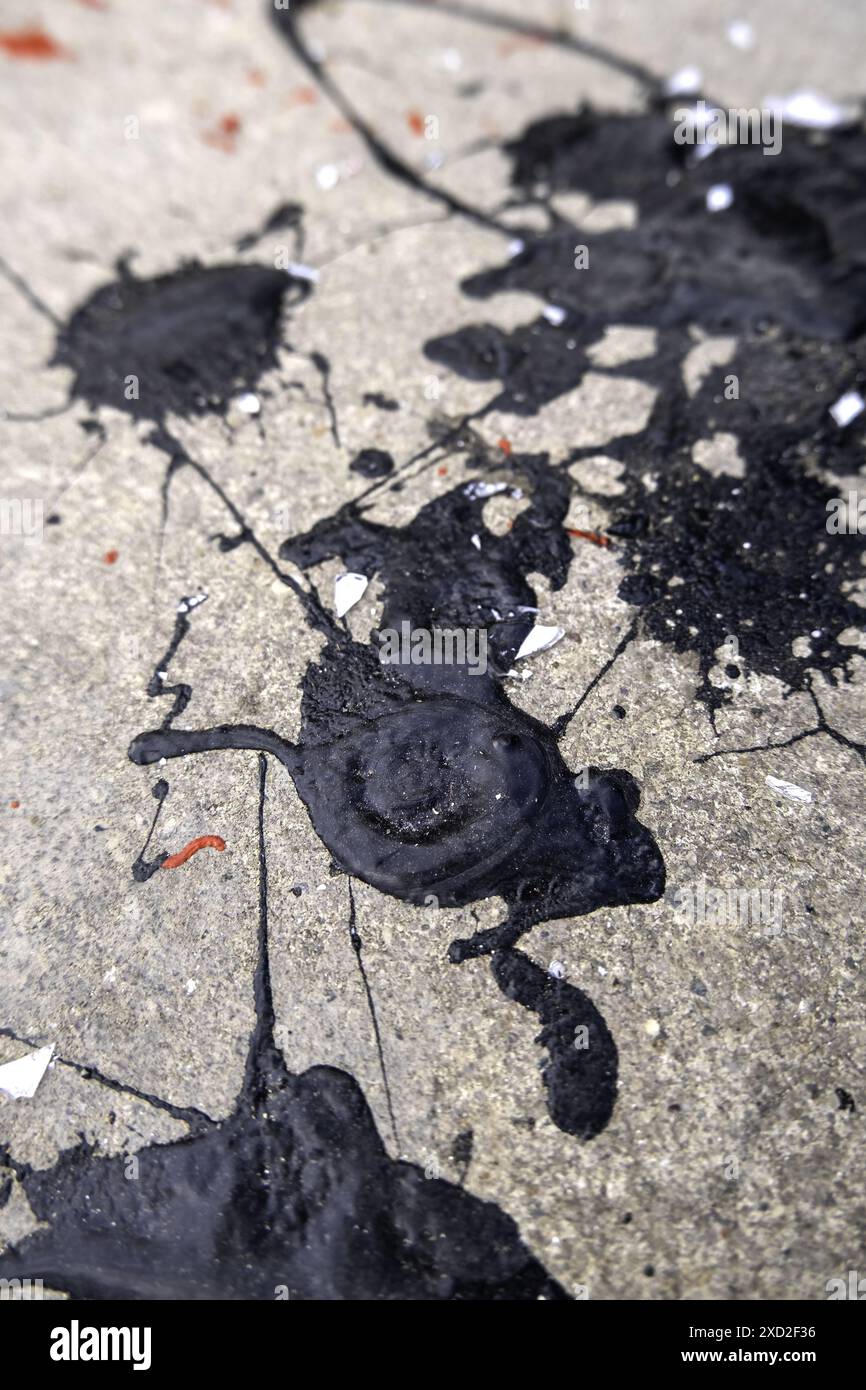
[350,448,395,480]
[437,464,449,476]
[612,705,626,720]
[407,109,425,137]
[288,85,317,107]
[203,113,241,153]
[497,437,512,455]
[103,549,119,565]
[726,663,741,679]
[0,28,68,61]
[9,800,20,809]
[161,835,226,870]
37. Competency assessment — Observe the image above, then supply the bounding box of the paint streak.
[0,28,68,61]
[567,528,611,548]
[161,835,226,869]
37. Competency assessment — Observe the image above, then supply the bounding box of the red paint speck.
[329,117,352,134]
[103,549,119,565]
[497,437,512,455]
[437,465,449,476]
[407,109,425,137]
[162,835,226,870]
[287,85,317,107]
[0,27,69,60]
[497,34,546,59]
[566,528,611,549]
[247,67,266,87]
[9,800,20,809]
[203,112,241,153]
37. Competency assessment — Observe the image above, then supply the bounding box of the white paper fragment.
[0,1045,54,1100]
[726,20,754,50]
[706,183,734,213]
[334,572,369,618]
[515,624,565,660]
[542,304,567,326]
[284,261,320,283]
[464,481,508,499]
[665,65,702,96]
[235,392,260,415]
[471,533,482,550]
[315,163,340,190]
[177,592,208,614]
[830,391,865,428]
[549,960,566,980]
[765,89,858,129]
[766,775,813,804]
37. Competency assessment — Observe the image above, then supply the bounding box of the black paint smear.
[51,257,310,423]
[130,452,664,1132]
[350,446,395,478]
[424,108,866,716]
[0,757,567,1301]
[492,949,618,1140]
[363,392,400,412]
[131,777,170,883]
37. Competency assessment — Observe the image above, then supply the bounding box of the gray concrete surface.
[0,0,864,1300]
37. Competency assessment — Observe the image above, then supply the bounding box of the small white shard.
[177,592,208,614]
[706,183,734,213]
[464,480,508,499]
[284,261,320,283]
[441,47,462,72]
[186,979,196,996]
[315,163,340,190]
[471,533,481,550]
[0,1045,54,1100]
[830,391,865,428]
[507,238,525,258]
[549,960,566,980]
[766,775,813,804]
[235,392,260,415]
[515,624,565,660]
[424,150,445,171]
[334,572,369,618]
[766,89,857,129]
[727,19,754,50]
[665,65,702,96]
[542,304,567,326]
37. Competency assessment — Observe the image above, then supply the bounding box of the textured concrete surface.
[0,0,864,1299]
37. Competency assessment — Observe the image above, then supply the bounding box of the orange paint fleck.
[329,116,352,134]
[407,109,425,137]
[0,27,69,60]
[437,465,449,476]
[566,528,611,548]
[497,437,512,455]
[247,67,266,87]
[203,112,241,153]
[103,549,119,565]
[162,835,226,870]
[287,85,317,107]
[9,800,20,809]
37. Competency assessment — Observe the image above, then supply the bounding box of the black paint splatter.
[0,758,566,1301]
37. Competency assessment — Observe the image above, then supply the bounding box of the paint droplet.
[9,800,20,809]
[437,464,449,476]
[497,437,512,455]
[0,27,69,61]
[162,835,226,869]
[103,549,119,565]
[407,109,425,136]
